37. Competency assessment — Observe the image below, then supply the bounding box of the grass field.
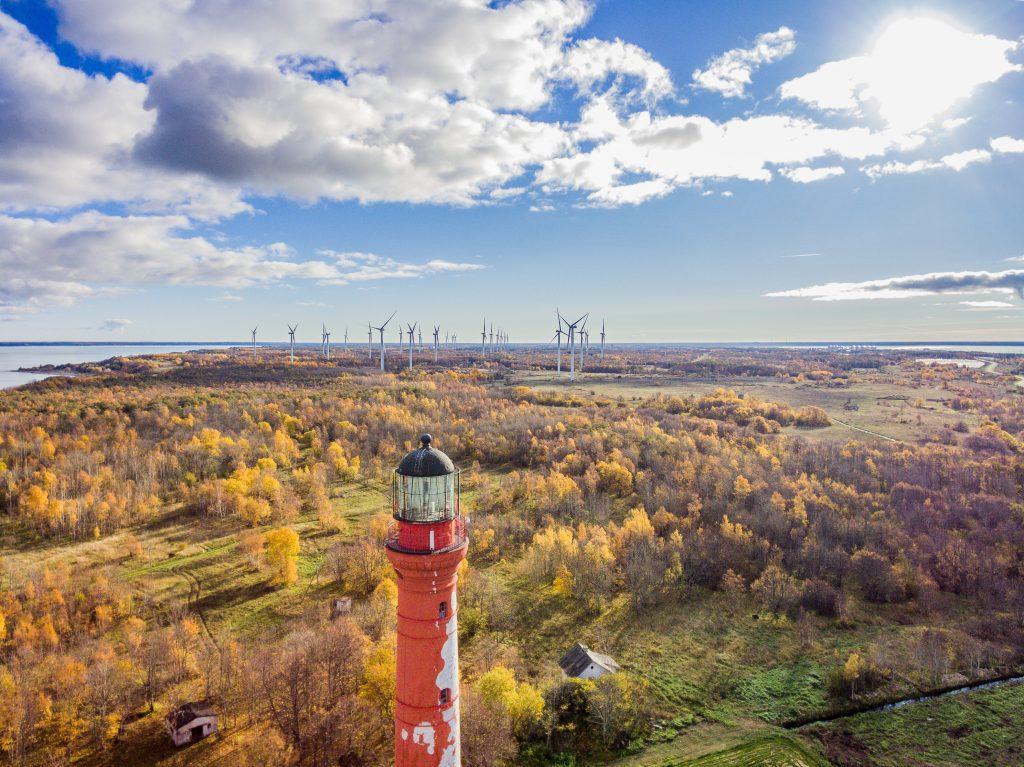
[660,735,829,767]
[510,368,993,444]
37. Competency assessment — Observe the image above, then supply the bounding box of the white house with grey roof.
[166,701,217,746]
[558,643,621,679]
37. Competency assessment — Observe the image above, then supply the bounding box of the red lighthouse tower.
[386,434,467,767]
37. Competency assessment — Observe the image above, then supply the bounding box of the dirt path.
[168,542,219,651]
[830,417,899,443]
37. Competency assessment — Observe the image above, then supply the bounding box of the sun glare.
[863,16,1015,132]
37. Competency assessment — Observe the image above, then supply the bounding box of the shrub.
[801,579,841,617]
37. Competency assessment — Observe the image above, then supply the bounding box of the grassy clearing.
[667,736,828,767]
[807,680,1024,767]
[510,370,985,444]
[618,734,829,767]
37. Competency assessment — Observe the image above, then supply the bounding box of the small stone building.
[166,702,218,746]
[331,596,353,619]
[559,643,621,680]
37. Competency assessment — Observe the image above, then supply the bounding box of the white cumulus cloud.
[779,166,845,183]
[991,136,1024,153]
[0,213,483,311]
[692,27,796,98]
[863,148,991,177]
[780,18,1020,132]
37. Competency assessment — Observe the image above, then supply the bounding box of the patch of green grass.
[731,664,828,723]
[808,680,1024,767]
[646,735,830,767]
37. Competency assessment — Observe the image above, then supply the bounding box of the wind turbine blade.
[382,310,397,329]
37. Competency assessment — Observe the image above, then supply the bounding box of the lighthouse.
[386,434,468,767]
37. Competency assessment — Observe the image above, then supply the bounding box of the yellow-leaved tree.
[264,527,300,586]
[477,665,544,737]
[359,641,396,717]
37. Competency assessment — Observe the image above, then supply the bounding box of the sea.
[0,344,232,390]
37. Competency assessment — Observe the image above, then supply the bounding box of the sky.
[0,0,1022,343]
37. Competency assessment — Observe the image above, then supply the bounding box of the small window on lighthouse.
[439,688,451,705]
[439,601,448,618]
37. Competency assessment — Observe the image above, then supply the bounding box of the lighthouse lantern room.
[386,434,468,767]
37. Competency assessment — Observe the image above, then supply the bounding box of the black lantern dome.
[397,434,455,477]
[392,435,461,524]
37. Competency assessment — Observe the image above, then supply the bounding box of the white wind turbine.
[564,312,588,382]
[251,326,258,355]
[418,327,423,349]
[367,324,374,361]
[344,326,349,351]
[406,322,417,369]
[481,319,487,355]
[554,310,566,373]
[600,319,606,359]
[372,312,396,371]
[288,324,298,362]
[579,318,588,372]
[322,324,331,360]
[433,325,440,363]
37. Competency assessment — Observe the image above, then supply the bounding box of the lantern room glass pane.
[394,472,458,521]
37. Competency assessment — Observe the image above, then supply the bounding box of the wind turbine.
[406,322,417,369]
[564,313,588,382]
[372,312,396,371]
[554,310,566,373]
[433,325,440,363]
[251,326,258,354]
[490,323,494,349]
[322,324,331,360]
[343,326,349,351]
[287,324,298,362]
[418,327,423,349]
[600,319,606,359]
[367,324,374,361]
[398,326,404,346]
[481,319,487,355]
[579,319,588,372]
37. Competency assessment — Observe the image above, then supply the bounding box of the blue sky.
[1,0,1022,342]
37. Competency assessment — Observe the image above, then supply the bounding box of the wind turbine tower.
[288,324,298,362]
[251,326,258,355]
[580,320,588,371]
[565,313,587,382]
[481,319,487,355]
[600,319,606,359]
[433,325,440,363]
[372,312,397,372]
[322,324,331,360]
[554,311,566,373]
[406,323,417,369]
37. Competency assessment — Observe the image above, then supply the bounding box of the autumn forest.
[1,346,1022,767]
